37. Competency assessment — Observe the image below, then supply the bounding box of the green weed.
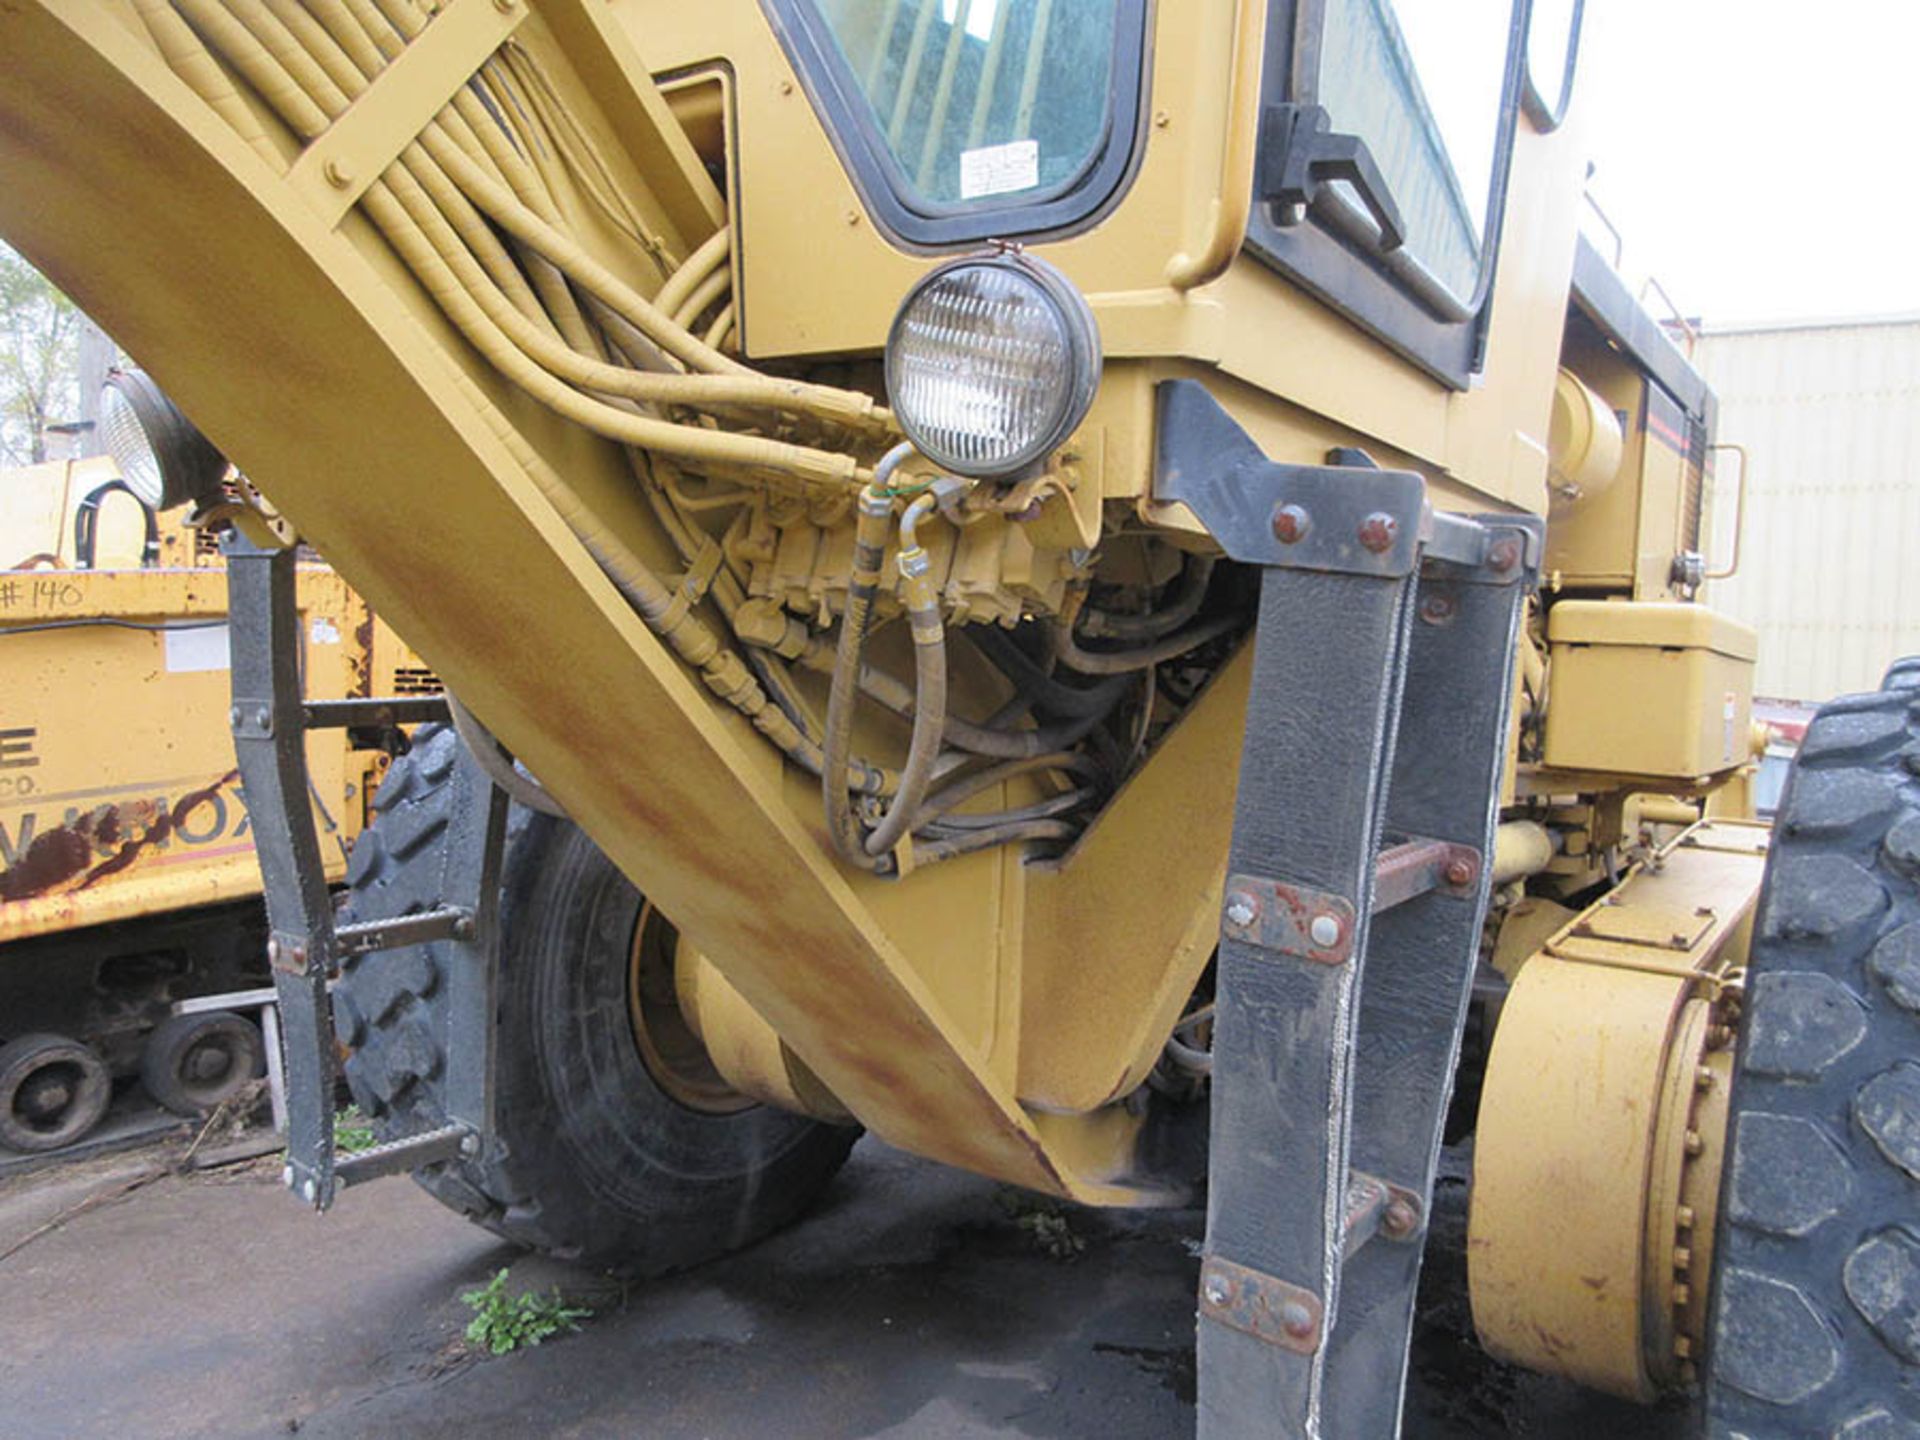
[334,1107,377,1154]
[460,1269,592,1356]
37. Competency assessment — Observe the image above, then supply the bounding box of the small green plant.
[995,1188,1088,1261]
[460,1269,592,1356]
[334,1107,377,1154]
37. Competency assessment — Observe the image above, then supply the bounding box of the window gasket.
[759,0,1153,250]
[1247,0,1531,389]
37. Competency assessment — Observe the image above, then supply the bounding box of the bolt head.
[1357,512,1398,554]
[1202,1273,1231,1306]
[1279,1301,1314,1338]
[322,157,354,189]
[1385,1199,1418,1235]
[254,706,271,730]
[281,1164,294,1189]
[1444,856,1476,887]
[228,705,242,728]
[1419,594,1456,625]
[1224,891,1258,929]
[1272,503,1312,545]
[301,1178,318,1205]
[1308,913,1342,949]
[1488,535,1521,573]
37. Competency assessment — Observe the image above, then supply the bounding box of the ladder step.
[334,907,471,958]
[1342,1170,1422,1259]
[1370,837,1479,913]
[303,696,449,729]
[334,1124,470,1187]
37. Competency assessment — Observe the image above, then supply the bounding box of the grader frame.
[0,0,1782,1433]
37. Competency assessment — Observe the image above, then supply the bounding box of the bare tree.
[0,243,82,466]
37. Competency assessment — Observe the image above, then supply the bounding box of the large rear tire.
[1705,662,1920,1435]
[334,724,858,1271]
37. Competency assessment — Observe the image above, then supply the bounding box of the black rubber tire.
[334,724,858,1271]
[0,1032,112,1153]
[139,1011,263,1116]
[1704,661,1920,1437]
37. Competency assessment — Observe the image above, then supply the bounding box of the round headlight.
[99,368,228,511]
[884,251,1101,481]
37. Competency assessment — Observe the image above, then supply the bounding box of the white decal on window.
[959,139,1040,200]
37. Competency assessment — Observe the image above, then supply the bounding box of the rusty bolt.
[1279,1302,1315,1339]
[1487,535,1521,573]
[1272,503,1311,545]
[1224,891,1259,929]
[1357,512,1398,553]
[452,914,477,942]
[1384,1198,1418,1237]
[1202,1271,1231,1306]
[1308,913,1342,949]
[1444,855,1477,888]
[1419,594,1456,625]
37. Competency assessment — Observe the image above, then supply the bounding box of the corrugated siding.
[1692,320,1920,702]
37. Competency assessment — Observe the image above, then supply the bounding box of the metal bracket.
[285,0,528,228]
[1222,876,1357,965]
[1200,1256,1325,1356]
[1153,380,1541,585]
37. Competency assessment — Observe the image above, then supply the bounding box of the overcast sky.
[1579,1,1920,327]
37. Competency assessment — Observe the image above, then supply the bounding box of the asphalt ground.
[0,1134,1691,1439]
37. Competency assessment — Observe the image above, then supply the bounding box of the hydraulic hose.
[862,494,947,859]
[1077,555,1217,642]
[821,453,907,870]
[1048,602,1242,677]
[969,625,1130,718]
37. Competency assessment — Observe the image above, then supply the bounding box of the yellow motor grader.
[0,444,433,1153]
[3,1,1914,1434]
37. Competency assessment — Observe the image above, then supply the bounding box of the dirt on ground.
[0,1132,1690,1439]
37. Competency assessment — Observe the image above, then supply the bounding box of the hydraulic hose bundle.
[140,0,1230,873]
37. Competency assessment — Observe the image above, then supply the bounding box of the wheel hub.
[626,901,755,1115]
[18,1065,78,1125]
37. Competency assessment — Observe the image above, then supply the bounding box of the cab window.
[766,0,1149,245]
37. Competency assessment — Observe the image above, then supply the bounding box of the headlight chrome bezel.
[884,250,1102,482]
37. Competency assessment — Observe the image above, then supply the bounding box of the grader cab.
[3,1,1914,1435]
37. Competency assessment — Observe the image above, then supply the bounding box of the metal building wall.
[1691,317,1920,702]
